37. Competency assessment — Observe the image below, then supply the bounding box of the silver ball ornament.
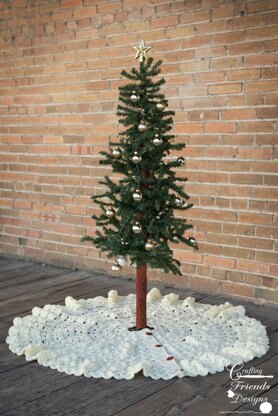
[138,122,147,132]
[131,152,142,164]
[177,156,185,166]
[145,240,154,251]
[174,197,182,207]
[153,137,162,146]
[173,236,180,243]
[132,189,142,201]
[130,91,139,103]
[132,222,142,234]
[106,207,115,218]
[188,236,196,245]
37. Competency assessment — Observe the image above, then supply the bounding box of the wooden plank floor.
[0,255,277,416]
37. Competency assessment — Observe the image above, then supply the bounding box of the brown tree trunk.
[136,264,147,329]
[129,169,152,331]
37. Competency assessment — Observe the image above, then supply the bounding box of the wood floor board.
[0,255,277,416]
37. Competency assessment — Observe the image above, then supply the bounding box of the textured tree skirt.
[6,288,269,380]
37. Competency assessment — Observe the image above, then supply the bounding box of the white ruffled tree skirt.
[6,288,269,380]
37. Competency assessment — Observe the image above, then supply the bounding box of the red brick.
[212,31,246,45]
[151,15,179,29]
[227,68,261,81]
[175,123,204,134]
[209,83,242,95]
[247,26,278,40]
[237,260,270,274]
[229,42,264,56]
[188,110,219,121]
[210,57,241,70]
[203,255,235,269]
[195,46,227,59]
[221,282,254,298]
[195,20,228,35]
[231,14,263,30]
[245,53,278,67]
[263,67,278,79]
[238,212,273,225]
[256,107,278,119]
[194,71,225,83]
[247,0,273,13]
[205,122,236,133]
[221,109,255,120]
[238,122,273,133]
[61,0,83,9]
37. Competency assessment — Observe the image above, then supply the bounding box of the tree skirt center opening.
[6,288,269,380]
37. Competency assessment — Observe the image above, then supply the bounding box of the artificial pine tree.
[81,40,198,330]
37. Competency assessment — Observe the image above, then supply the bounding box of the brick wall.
[0,0,277,304]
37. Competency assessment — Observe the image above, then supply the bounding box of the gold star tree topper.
[133,39,152,63]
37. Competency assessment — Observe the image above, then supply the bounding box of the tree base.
[128,325,154,332]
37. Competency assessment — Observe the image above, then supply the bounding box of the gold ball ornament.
[112,147,122,159]
[131,152,142,164]
[130,91,139,103]
[112,264,121,272]
[138,122,147,132]
[156,102,165,111]
[106,207,115,218]
[145,240,155,251]
[132,222,142,234]
[132,189,142,201]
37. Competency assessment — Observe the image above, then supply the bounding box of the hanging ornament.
[117,255,128,267]
[156,101,165,111]
[145,240,154,251]
[173,235,180,243]
[153,134,163,146]
[131,152,142,164]
[105,207,115,218]
[132,189,142,201]
[132,222,142,233]
[111,264,121,271]
[174,197,182,207]
[130,91,139,103]
[138,122,147,132]
[112,147,122,159]
[177,156,185,166]
[188,236,196,245]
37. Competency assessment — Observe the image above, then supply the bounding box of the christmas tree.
[81,40,198,330]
